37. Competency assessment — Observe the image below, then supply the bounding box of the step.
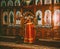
[0,36,16,42]
[0,36,24,43]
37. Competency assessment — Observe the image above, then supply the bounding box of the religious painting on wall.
[53,10,60,26]
[7,0,13,6]
[9,11,14,26]
[44,0,51,4]
[16,11,22,25]
[3,11,8,25]
[35,0,42,5]
[36,10,42,25]
[54,0,60,4]
[1,0,6,7]
[15,0,21,6]
[44,10,51,26]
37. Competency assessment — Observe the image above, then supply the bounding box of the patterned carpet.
[0,42,60,49]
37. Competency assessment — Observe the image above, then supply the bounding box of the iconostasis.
[0,0,60,36]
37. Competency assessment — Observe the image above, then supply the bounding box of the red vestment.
[24,22,36,43]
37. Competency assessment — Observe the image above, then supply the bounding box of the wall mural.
[44,10,51,26]
[53,10,60,26]
[9,11,14,25]
[36,10,42,25]
[3,11,8,24]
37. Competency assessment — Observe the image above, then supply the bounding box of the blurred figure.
[24,15,36,43]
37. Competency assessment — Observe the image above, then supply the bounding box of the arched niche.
[44,0,51,4]
[3,11,8,25]
[36,10,42,25]
[9,11,14,25]
[1,0,6,6]
[15,0,21,6]
[7,0,13,6]
[16,11,22,25]
[35,0,42,5]
[44,10,51,26]
[53,10,60,26]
